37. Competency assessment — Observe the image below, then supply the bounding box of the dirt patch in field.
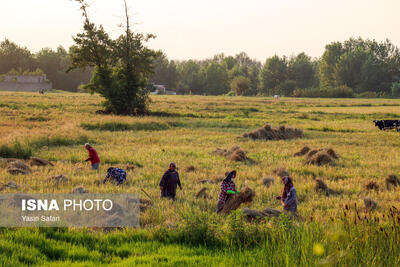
[386,174,400,190]
[314,179,338,196]
[220,187,255,214]
[7,160,31,175]
[29,157,54,167]
[212,146,255,163]
[242,124,303,140]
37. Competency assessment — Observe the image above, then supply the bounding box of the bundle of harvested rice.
[386,174,400,189]
[262,178,274,188]
[0,181,19,191]
[273,167,289,178]
[72,186,89,194]
[365,181,379,191]
[314,178,336,196]
[6,160,31,175]
[220,187,255,214]
[306,151,334,166]
[46,175,70,185]
[364,198,377,211]
[185,165,196,172]
[306,149,321,159]
[243,208,282,220]
[195,187,209,199]
[125,164,135,171]
[212,146,255,163]
[294,146,311,156]
[325,148,339,159]
[29,157,54,167]
[242,124,303,141]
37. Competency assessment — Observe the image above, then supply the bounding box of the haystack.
[195,187,209,199]
[185,165,196,172]
[212,146,255,163]
[364,198,377,211]
[242,124,303,141]
[306,151,334,166]
[314,179,336,196]
[243,208,282,220]
[29,157,54,167]
[220,187,255,214]
[386,174,400,190]
[306,149,321,159]
[6,160,31,175]
[294,146,311,156]
[273,167,289,178]
[46,175,70,185]
[262,178,274,188]
[365,181,379,191]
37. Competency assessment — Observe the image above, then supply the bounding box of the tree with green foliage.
[69,0,158,115]
[231,76,251,96]
[0,39,35,74]
[259,55,287,95]
[204,62,230,95]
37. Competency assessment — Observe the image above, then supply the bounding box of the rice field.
[1,91,400,266]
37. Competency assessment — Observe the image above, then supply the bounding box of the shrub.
[293,85,354,98]
[392,82,400,98]
[231,76,251,96]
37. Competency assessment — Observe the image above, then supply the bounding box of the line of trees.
[0,39,92,91]
[1,37,400,97]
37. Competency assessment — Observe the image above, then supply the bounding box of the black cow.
[373,120,400,131]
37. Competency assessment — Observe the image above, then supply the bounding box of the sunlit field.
[1,91,400,266]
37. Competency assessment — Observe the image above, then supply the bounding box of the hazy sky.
[1,0,399,61]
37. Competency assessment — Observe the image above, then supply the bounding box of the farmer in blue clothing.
[103,167,127,185]
[276,176,298,214]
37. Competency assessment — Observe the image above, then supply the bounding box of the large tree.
[69,0,158,115]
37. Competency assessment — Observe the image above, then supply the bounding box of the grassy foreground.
[1,91,400,266]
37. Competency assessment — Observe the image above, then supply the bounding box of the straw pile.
[212,146,255,163]
[7,160,31,175]
[365,181,379,191]
[294,146,340,166]
[273,167,289,178]
[195,187,210,199]
[294,146,310,156]
[72,186,89,194]
[242,124,303,140]
[386,174,400,190]
[262,178,275,188]
[314,179,337,196]
[243,207,282,219]
[185,165,196,172]
[0,181,19,191]
[29,157,54,167]
[219,187,255,214]
[45,175,70,185]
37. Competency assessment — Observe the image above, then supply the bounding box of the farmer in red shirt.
[84,143,100,170]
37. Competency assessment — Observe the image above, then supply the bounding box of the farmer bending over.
[276,176,297,214]
[159,162,182,200]
[103,167,127,185]
[84,143,100,170]
[216,170,240,213]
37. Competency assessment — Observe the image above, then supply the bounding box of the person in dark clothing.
[159,162,182,200]
[103,167,127,185]
[276,176,297,214]
[216,170,240,213]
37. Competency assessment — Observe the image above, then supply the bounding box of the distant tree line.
[0,39,91,91]
[1,37,400,97]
